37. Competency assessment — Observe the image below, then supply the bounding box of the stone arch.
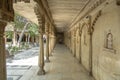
[80,23,89,33]
[80,22,91,72]
[0,0,47,79]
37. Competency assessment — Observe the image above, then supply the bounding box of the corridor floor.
[31,44,94,80]
[7,44,94,80]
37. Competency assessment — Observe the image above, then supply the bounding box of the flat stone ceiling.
[13,0,90,32]
[47,0,90,32]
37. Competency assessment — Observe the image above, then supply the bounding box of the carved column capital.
[37,16,45,75]
[38,16,45,34]
[73,29,76,37]
[79,31,82,37]
[88,27,94,35]
[45,22,49,35]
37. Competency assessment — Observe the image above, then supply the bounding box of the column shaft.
[0,23,7,80]
[45,34,50,62]
[49,36,52,56]
[38,33,45,75]
[79,34,82,63]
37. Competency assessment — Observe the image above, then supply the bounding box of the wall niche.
[104,30,116,53]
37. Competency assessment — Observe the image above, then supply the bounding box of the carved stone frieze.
[91,10,102,28]
[90,0,106,11]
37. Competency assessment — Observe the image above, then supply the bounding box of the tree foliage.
[5,31,13,39]
[13,13,27,30]
[28,23,39,36]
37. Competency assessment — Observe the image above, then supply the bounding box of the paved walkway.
[7,44,94,80]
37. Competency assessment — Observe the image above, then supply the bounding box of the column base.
[45,59,50,63]
[37,68,45,75]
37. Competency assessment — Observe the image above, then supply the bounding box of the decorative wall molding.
[91,10,102,28]
[68,0,106,32]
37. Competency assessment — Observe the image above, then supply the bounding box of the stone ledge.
[103,48,116,54]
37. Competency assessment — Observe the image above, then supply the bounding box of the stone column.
[88,27,94,76]
[49,36,51,56]
[49,26,52,56]
[53,36,56,49]
[45,23,50,62]
[79,31,82,63]
[73,30,76,57]
[49,36,53,56]
[72,31,74,54]
[0,22,7,80]
[27,33,30,44]
[37,18,45,75]
[25,33,28,43]
[86,16,93,76]
[13,27,17,46]
[51,36,54,52]
[70,32,72,53]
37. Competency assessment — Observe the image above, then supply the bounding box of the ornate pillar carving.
[45,22,50,62]
[88,16,94,76]
[0,22,7,80]
[34,3,45,75]
[37,16,45,75]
